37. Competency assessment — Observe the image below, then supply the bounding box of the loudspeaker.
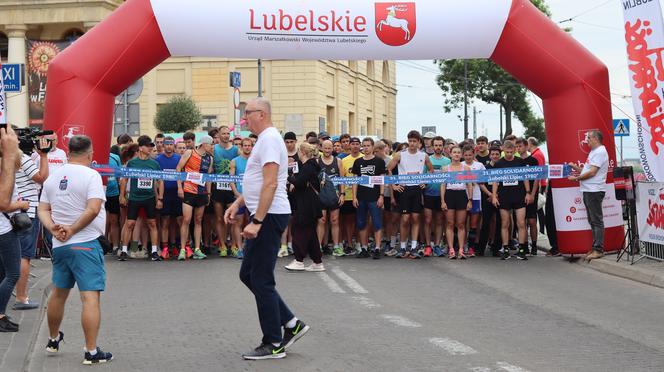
[613,166,635,201]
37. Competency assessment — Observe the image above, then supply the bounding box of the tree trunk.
[504,107,513,137]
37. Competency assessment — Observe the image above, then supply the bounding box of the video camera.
[15,128,54,155]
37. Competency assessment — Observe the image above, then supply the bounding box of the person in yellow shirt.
[339,137,363,255]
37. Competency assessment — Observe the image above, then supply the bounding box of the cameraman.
[0,126,25,332]
[13,136,50,310]
[31,133,67,258]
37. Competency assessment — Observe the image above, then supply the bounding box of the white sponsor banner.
[622,0,664,182]
[636,182,664,245]
[552,184,623,232]
[0,62,6,125]
[151,0,511,60]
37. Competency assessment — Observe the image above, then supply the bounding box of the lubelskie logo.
[375,2,416,46]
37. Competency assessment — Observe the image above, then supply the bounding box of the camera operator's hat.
[137,135,155,147]
[198,135,213,146]
[423,131,436,139]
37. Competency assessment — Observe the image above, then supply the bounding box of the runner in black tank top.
[317,140,344,256]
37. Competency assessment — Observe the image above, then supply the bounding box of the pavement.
[4,244,661,372]
[0,259,52,372]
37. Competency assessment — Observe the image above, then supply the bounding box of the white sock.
[87,348,97,356]
[272,342,281,347]
[287,242,292,249]
[151,245,158,253]
[285,317,298,329]
[400,242,407,250]
[122,245,128,253]
[411,240,418,250]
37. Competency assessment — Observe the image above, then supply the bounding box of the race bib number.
[137,179,153,190]
[289,162,299,174]
[186,172,204,186]
[216,182,232,191]
[503,180,519,187]
[447,183,464,189]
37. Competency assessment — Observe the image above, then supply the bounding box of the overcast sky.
[396,0,649,160]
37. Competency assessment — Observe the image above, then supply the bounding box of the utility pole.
[473,106,477,140]
[463,60,469,140]
[257,59,263,97]
[499,105,504,140]
[123,89,129,135]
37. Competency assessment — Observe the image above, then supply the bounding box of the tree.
[154,95,202,133]
[435,0,553,142]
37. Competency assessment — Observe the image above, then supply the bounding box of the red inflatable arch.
[43,0,623,254]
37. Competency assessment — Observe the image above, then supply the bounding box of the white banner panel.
[151,0,512,60]
[0,63,6,125]
[552,185,623,232]
[622,0,664,182]
[636,182,664,245]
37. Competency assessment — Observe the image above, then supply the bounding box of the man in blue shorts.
[38,135,113,364]
[156,136,182,259]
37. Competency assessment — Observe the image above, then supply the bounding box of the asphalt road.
[26,253,664,372]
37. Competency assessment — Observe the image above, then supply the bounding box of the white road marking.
[429,337,478,355]
[380,314,422,328]
[316,272,346,294]
[496,362,531,372]
[352,296,382,309]
[330,266,368,294]
[469,368,492,372]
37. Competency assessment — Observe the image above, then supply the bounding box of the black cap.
[137,135,155,147]
[490,140,502,147]
[350,137,361,143]
[318,131,330,139]
[284,132,297,141]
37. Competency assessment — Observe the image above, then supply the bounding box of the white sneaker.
[284,260,305,271]
[129,250,137,259]
[277,246,289,258]
[138,249,148,259]
[305,263,325,272]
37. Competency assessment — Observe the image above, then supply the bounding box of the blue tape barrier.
[93,164,570,186]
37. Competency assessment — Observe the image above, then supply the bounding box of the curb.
[22,283,52,372]
[581,258,664,290]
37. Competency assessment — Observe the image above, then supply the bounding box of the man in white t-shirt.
[225,97,309,360]
[568,130,609,261]
[38,135,112,364]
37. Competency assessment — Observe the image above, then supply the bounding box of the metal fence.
[641,240,664,262]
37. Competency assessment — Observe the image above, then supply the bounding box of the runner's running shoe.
[423,245,433,257]
[83,347,113,365]
[242,343,285,360]
[516,248,528,260]
[46,331,64,353]
[230,246,239,258]
[160,247,170,260]
[448,249,456,259]
[277,245,289,258]
[185,246,193,259]
[178,248,186,261]
[219,245,228,257]
[117,251,128,261]
[332,246,345,257]
[193,249,207,260]
[237,249,244,259]
[150,251,162,261]
[282,320,310,349]
[409,251,422,259]
[433,246,443,257]
[468,247,476,257]
[397,249,409,259]
[385,248,399,257]
[372,249,381,259]
[500,247,511,260]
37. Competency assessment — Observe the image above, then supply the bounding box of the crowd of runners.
[77,126,560,272]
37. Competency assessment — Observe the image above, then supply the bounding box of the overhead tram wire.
[558,0,613,24]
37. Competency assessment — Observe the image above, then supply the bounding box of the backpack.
[318,170,339,208]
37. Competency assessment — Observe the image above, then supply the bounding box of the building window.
[382,61,390,85]
[201,115,218,130]
[367,61,374,79]
[0,32,8,62]
[62,29,84,42]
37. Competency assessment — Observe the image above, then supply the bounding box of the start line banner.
[93,164,570,186]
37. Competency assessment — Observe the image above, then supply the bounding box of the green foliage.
[434,0,554,143]
[154,96,202,134]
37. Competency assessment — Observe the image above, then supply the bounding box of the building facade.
[1,0,397,140]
